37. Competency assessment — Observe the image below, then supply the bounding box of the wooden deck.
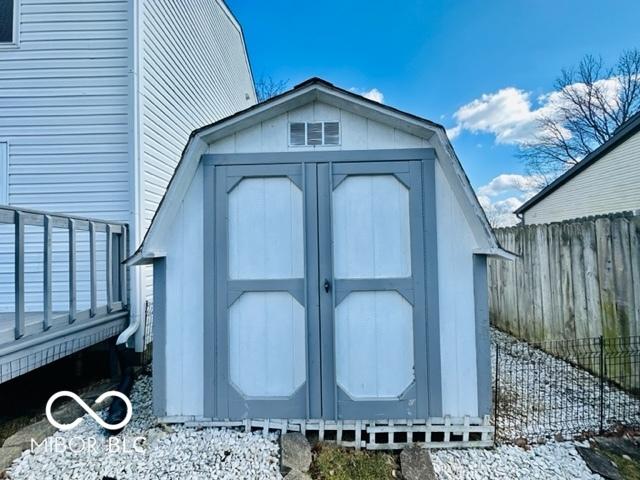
[0,205,129,383]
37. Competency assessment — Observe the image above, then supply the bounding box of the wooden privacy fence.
[488,212,640,345]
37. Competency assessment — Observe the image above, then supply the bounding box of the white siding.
[0,0,130,219]
[0,0,131,312]
[164,165,203,417]
[140,0,256,231]
[207,101,432,154]
[139,0,255,303]
[524,130,640,224]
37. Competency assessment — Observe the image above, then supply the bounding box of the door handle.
[323,279,331,293]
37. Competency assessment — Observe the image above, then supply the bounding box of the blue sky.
[227,0,639,222]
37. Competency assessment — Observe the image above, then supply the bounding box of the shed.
[128,78,512,445]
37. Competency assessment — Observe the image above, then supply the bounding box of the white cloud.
[454,87,538,144]
[351,87,385,103]
[477,173,542,197]
[476,173,542,227]
[446,124,462,140]
[480,196,526,227]
[447,77,623,145]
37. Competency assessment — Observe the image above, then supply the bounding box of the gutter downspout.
[118,0,144,349]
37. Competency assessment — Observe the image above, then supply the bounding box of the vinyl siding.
[0,0,131,312]
[524,130,640,225]
[140,0,256,232]
[139,0,255,301]
[0,0,130,219]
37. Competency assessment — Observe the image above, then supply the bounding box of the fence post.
[493,343,500,444]
[599,335,604,434]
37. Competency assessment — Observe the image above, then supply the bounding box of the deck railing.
[0,205,128,345]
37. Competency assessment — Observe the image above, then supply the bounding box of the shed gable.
[208,101,432,154]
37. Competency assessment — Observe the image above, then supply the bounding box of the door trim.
[202,148,436,166]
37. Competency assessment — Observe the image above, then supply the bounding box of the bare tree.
[255,76,289,102]
[519,49,640,183]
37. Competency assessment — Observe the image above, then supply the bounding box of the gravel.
[7,334,625,479]
[6,376,282,480]
[432,441,602,480]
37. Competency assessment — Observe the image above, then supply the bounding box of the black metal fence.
[140,300,154,366]
[492,330,640,443]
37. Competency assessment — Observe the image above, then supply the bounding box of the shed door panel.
[319,161,428,419]
[215,164,312,419]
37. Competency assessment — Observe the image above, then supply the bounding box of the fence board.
[489,212,640,347]
[560,226,575,339]
[570,223,589,340]
[583,220,603,338]
[612,218,633,338]
[595,217,618,339]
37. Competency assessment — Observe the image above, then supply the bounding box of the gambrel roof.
[128,78,513,265]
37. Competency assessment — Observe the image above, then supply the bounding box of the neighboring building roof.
[515,110,640,215]
[127,77,514,265]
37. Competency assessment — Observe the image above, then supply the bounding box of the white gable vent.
[289,122,340,146]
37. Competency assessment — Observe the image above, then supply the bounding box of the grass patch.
[310,443,398,480]
[598,448,640,480]
[0,415,41,446]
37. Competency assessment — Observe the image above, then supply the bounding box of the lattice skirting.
[160,416,494,450]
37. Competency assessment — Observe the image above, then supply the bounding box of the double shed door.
[212,157,430,420]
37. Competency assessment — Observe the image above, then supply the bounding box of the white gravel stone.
[6,376,282,480]
[431,442,603,480]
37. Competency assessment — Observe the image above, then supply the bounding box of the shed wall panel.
[163,165,204,416]
[435,162,480,417]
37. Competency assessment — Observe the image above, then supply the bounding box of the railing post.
[14,211,24,339]
[43,215,52,330]
[599,335,605,435]
[89,222,96,317]
[68,218,76,323]
[106,224,113,312]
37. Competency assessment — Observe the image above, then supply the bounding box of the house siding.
[139,0,256,302]
[140,0,256,232]
[0,0,130,219]
[524,130,640,225]
[0,0,131,311]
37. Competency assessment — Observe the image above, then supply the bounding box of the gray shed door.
[213,159,428,420]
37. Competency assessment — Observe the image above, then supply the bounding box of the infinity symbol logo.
[45,391,133,431]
